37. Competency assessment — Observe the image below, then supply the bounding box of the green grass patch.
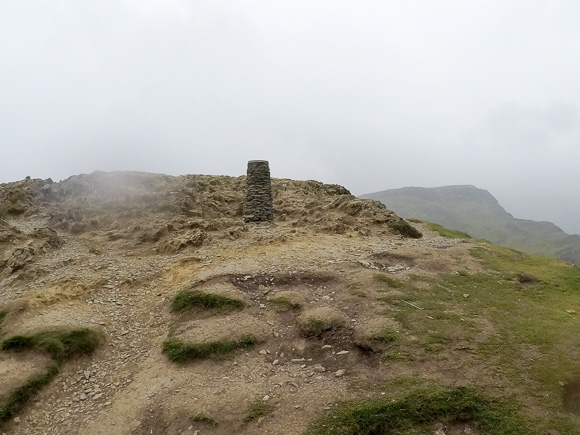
[307,386,528,435]
[374,256,579,428]
[163,336,258,363]
[347,282,367,297]
[191,413,218,427]
[374,330,398,344]
[1,328,103,362]
[1,327,103,424]
[171,291,244,312]
[430,266,579,430]
[302,318,327,336]
[380,350,415,362]
[243,401,274,423]
[470,244,580,292]
[373,273,404,288]
[368,241,580,432]
[426,222,471,239]
[0,362,59,423]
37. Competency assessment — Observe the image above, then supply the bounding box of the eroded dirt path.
[1,214,478,434]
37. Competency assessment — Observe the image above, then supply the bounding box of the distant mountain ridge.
[361,185,580,265]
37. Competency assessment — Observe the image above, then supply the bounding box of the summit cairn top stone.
[244,160,274,222]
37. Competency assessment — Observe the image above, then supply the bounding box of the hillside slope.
[361,185,580,265]
[0,173,578,434]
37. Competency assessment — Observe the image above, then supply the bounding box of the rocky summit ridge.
[0,171,578,435]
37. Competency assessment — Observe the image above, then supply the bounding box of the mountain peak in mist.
[361,185,580,265]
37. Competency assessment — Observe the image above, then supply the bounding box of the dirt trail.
[0,172,482,434]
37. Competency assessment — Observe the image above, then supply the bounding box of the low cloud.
[481,102,579,149]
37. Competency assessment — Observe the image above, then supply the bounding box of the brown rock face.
[244,160,274,222]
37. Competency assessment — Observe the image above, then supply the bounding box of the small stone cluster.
[244,160,274,222]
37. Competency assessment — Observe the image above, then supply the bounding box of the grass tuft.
[171,291,244,312]
[1,327,103,424]
[374,330,398,344]
[426,222,471,239]
[191,413,218,427]
[243,401,274,423]
[304,318,326,335]
[0,362,59,422]
[517,272,539,284]
[297,308,347,337]
[163,336,258,363]
[1,328,103,362]
[388,219,422,239]
[307,386,528,435]
[373,273,404,288]
[269,296,301,312]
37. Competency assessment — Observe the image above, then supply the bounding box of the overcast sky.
[1,1,579,233]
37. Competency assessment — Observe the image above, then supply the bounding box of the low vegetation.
[297,307,346,337]
[171,290,244,312]
[373,273,404,288]
[307,386,527,435]
[426,222,471,239]
[191,413,219,427]
[269,295,302,312]
[243,401,274,423]
[163,336,258,363]
[0,362,59,423]
[1,328,103,362]
[373,330,398,344]
[369,239,580,432]
[388,219,422,238]
[0,327,103,423]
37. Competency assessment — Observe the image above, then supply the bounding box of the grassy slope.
[361,185,580,265]
[311,235,580,434]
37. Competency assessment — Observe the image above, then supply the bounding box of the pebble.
[334,369,346,377]
[336,350,349,355]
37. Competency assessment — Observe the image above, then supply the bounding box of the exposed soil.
[564,378,580,416]
[0,171,576,434]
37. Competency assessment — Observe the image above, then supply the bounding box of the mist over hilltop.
[1,2,580,234]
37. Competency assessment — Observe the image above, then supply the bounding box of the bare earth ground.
[0,222,477,434]
[0,172,577,434]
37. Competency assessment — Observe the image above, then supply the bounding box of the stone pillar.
[244,160,274,222]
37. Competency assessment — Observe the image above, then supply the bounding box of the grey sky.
[1,1,579,233]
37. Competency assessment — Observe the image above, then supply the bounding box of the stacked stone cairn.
[244,160,274,222]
